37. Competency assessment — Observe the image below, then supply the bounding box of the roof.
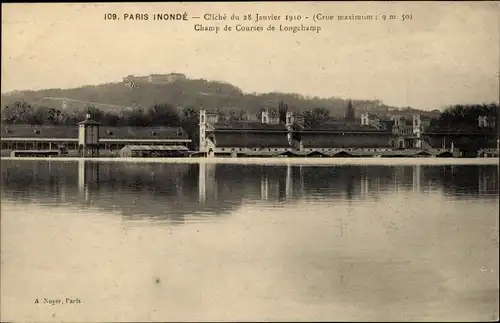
[295,121,391,133]
[121,145,188,151]
[1,124,190,140]
[212,132,290,148]
[207,121,287,132]
[240,150,289,157]
[239,150,331,157]
[423,128,496,135]
[77,119,101,125]
[294,149,439,157]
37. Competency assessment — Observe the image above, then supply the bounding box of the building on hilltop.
[122,73,187,85]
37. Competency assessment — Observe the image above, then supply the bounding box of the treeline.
[3,100,497,128]
[0,100,338,127]
[1,101,189,126]
[429,103,498,131]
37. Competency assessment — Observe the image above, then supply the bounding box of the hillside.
[0,77,440,118]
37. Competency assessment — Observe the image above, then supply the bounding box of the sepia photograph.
[1,1,499,322]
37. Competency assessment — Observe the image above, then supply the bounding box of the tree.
[101,113,120,126]
[345,100,355,122]
[1,101,34,124]
[312,107,330,119]
[147,104,181,126]
[431,103,498,131]
[278,101,288,124]
[180,106,199,150]
[87,106,104,122]
[120,107,151,127]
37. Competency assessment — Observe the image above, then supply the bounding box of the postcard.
[1,2,499,322]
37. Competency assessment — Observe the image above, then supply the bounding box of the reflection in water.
[0,160,498,321]
[1,161,498,225]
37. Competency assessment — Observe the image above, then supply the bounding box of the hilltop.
[0,76,441,118]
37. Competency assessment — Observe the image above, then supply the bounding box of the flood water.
[1,160,498,322]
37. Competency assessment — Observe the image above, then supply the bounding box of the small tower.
[361,112,369,126]
[413,114,422,148]
[199,109,207,153]
[478,116,487,128]
[285,111,294,127]
[78,114,100,157]
[261,109,269,124]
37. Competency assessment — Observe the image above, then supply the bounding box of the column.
[261,172,269,200]
[285,164,293,199]
[78,159,85,193]
[198,162,206,203]
[360,172,369,196]
[412,164,421,192]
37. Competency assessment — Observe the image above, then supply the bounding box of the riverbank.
[1,156,498,166]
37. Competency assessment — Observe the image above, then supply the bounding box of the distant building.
[478,116,496,128]
[260,109,280,125]
[385,114,432,149]
[123,73,187,85]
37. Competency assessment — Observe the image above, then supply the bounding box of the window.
[151,131,158,136]
[106,130,114,136]
[4,128,11,134]
[33,129,40,134]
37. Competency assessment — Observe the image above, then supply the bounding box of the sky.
[2,2,499,110]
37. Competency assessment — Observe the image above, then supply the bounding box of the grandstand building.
[1,123,191,155]
[198,106,396,157]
